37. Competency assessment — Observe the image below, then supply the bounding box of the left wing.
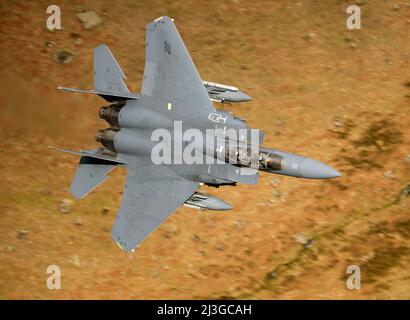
[112,163,198,252]
[141,16,214,112]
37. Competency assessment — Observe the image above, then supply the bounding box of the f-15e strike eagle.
[53,16,340,252]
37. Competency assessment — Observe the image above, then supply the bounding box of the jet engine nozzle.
[95,128,118,152]
[99,104,123,127]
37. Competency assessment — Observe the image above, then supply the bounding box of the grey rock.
[383,170,395,179]
[216,243,225,251]
[17,230,29,240]
[234,220,246,230]
[192,234,201,241]
[270,178,280,186]
[69,255,80,267]
[293,233,309,245]
[271,189,283,199]
[70,33,83,46]
[199,250,207,256]
[304,239,316,248]
[266,199,275,207]
[396,184,410,203]
[345,34,353,42]
[164,224,178,238]
[54,50,73,64]
[304,32,316,40]
[59,198,73,213]
[384,58,392,65]
[271,189,286,203]
[333,116,343,128]
[77,11,102,30]
[74,37,83,46]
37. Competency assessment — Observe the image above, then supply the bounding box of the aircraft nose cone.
[299,159,341,179]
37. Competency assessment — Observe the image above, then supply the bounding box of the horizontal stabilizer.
[57,86,139,102]
[49,146,126,165]
[94,45,130,94]
[71,156,116,199]
[58,45,138,102]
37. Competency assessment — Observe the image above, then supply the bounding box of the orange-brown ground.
[0,0,409,299]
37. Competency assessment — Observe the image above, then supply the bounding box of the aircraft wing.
[112,163,198,252]
[141,16,214,112]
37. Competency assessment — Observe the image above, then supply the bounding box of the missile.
[184,192,233,211]
[202,80,252,103]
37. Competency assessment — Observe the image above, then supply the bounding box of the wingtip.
[48,145,65,153]
[153,16,174,24]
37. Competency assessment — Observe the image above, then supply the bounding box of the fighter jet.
[53,16,340,252]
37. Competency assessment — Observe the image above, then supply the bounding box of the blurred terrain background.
[0,0,409,299]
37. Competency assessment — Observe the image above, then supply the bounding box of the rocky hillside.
[0,0,408,299]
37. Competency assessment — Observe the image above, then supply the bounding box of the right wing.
[141,16,214,112]
[112,163,198,252]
